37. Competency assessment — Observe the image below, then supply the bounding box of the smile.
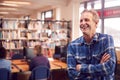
[80,24,89,30]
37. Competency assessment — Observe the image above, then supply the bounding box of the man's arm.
[100,53,111,63]
[67,43,79,80]
[76,36,116,76]
[76,53,111,70]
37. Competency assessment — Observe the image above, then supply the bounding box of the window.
[104,18,120,47]
[94,0,102,10]
[79,4,84,18]
[96,19,102,33]
[41,10,53,20]
[41,12,45,20]
[45,11,52,18]
[105,0,120,8]
[79,4,84,13]
[87,2,92,10]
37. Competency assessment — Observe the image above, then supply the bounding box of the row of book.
[0,30,40,39]
[1,20,70,30]
[0,30,68,40]
[1,38,67,51]
[1,40,41,49]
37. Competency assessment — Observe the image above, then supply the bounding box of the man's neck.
[83,33,95,43]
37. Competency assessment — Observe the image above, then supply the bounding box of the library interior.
[0,0,120,80]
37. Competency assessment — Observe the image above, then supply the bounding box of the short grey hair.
[81,9,99,24]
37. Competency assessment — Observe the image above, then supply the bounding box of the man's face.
[80,12,97,36]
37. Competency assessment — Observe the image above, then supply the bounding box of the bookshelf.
[0,19,71,57]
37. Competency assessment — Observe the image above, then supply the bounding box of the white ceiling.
[0,0,71,18]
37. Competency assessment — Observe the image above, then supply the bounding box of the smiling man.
[67,9,116,80]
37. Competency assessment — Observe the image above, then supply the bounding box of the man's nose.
[80,20,86,24]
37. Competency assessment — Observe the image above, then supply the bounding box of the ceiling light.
[3,1,31,5]
[0,7,17,10]
[0,3,18,7]
[0,12,9,14]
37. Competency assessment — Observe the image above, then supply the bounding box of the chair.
[12,54,24,60]
[53,46,61,59]
[0,68,10,80]
[53,54,61,59]
[51,69,68,80]
[30,66,50,80]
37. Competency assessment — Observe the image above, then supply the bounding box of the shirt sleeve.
[47,60,50,69]
[80,35,116,76]
[9,60,11,71]
[67,43,79,80]
[29,59,34,71]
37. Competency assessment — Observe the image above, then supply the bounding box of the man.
[67,9,116,80]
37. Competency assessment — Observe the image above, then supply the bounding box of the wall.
[30,11,38,19]
[60,5,72,21]
[57,0,81,41]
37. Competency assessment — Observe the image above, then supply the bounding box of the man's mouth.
[80,24,89,30]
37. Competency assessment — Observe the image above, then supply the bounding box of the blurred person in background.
[29,45,50,71]
[0,47,11,70]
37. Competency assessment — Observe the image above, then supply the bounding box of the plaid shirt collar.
[79,33,99,45]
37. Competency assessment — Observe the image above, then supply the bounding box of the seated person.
[46,48,52,58]
[29,45,50,71]
[0,47,11,70]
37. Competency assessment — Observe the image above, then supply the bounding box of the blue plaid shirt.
[67,33,116,80]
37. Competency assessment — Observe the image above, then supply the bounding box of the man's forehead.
[80,12,93,18]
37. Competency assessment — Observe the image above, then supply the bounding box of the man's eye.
[84,18,89,22]
[80,19,83,22]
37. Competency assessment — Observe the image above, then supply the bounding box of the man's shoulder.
[98,33,112,40]
[69,37,83,46]
[72,37,82,42]
[99,33,111,37]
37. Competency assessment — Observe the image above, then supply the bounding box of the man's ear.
[96,21,98,24]
[96,21,99,25]
[95,21,98,28]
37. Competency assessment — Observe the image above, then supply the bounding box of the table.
[12,58,67,73]
[11,59,68,80]
[12,59,27,65]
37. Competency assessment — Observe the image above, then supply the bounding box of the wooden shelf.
[0,39,10,40]
[12,38,40,40]
[0,29,10,31]
[6,48,23,50]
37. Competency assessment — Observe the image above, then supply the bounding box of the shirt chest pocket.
[75,53,103,64]
[75,55,87,64]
